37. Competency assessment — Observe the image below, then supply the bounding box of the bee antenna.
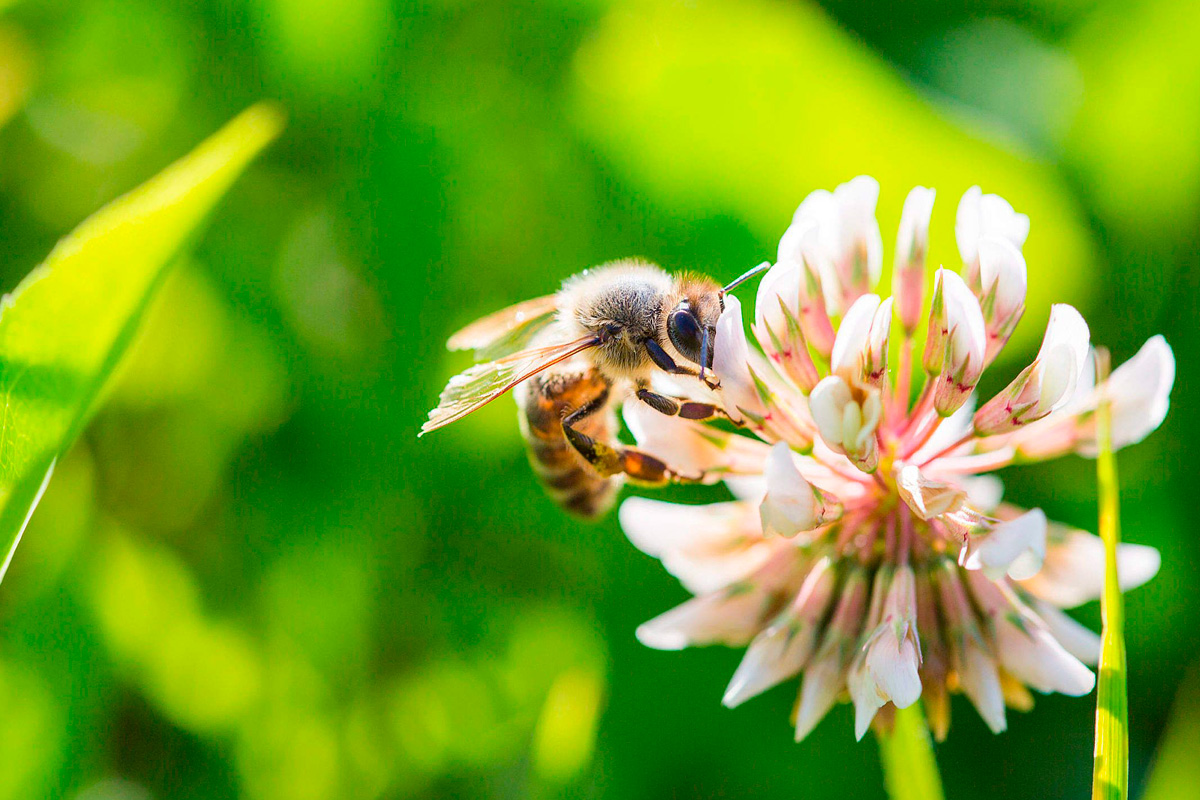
[698,326,711,384]
[722,261,771,294]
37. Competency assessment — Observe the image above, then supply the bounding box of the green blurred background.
[0,0,1195,797]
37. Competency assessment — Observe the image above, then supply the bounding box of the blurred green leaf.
[0,24,31,129]
[1093,368,1128,800]
[531,665,605,783]
[0,659,62,800]
[1140,663,1200,800]
[251,0,392,98]
[1069,0,1200,233]
[0,103,284,584]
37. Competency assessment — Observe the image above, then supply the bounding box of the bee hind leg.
[562,392,707,485]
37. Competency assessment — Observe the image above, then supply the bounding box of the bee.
[421,258,768,517]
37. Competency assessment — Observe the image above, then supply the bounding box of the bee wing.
[420,333,599,435]
[447,295,559,361]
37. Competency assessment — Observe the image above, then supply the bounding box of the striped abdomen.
[517,367,619,518]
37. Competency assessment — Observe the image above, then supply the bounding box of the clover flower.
[619,178,1172,741]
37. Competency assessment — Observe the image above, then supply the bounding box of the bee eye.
[667,306,705,365]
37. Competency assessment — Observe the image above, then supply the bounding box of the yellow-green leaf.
[0,102,284,582]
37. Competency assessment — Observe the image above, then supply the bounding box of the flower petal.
[635,549,805,650]
[967,572,1096,696]
[808,376,852,449]
[866,565,923,708]
[893,186,936,333]
[754,259,802,339]
[942,271,987,376]
[959,637,1007,733]
[848,652,887,741]
[932,270,987,415]
[793,653,843,742]
[1032,600,1101,665]
[977,235,1027,362]
[895,465,967,520]
[619,497,777,594]
[960,475,1005,513]
[954,185,983,267]
[956,186,1030,281]
[723,556,838,707]
[759,442,842,538]
[712,295,766,421]
[1077,335,1176,455]
[1034,304,1091,413]
[794,568,870,740]
[830,293,882,380]
[808,375,881,471]
[833,175,884,302]
[996,614,1096,696]
[789,177,883,312]
[978,236,1027,323]
[1017,524,1161,608]
[868,634,923,709]
[962,508,1047,580]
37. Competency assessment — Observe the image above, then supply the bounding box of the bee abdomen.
[518,369,620,519]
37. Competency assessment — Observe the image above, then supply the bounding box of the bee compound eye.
[667,308,705,364]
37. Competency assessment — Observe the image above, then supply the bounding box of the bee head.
[667,279,723,371]
[665,300,710,369]
[665,263,770,382]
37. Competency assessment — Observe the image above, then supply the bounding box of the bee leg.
[644,340,721,390]
[562,392,707,485]
[562,390,625,478]
[644,340,689,375]
[635,388,738,425]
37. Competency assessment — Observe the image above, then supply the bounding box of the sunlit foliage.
[0,0,1194,799]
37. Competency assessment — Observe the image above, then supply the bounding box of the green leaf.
[877,703,945,800]
[1093,383,1129,800]
[0,103,284,583]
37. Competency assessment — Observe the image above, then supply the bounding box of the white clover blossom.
[619,178,1172,742]
[956,185,1030,289]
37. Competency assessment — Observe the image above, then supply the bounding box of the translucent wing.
[447,295,559,361]
[421,334,599,435]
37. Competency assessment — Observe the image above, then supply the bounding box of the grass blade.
[878,703,945,800]
[1092,361,1128,800]
[0,103,284,584]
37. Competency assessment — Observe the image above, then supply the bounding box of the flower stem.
[877,703,945,800]
[1092,349,1128,800]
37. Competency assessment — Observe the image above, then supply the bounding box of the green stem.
[1092,382,1129,800]
[877,704,945,800]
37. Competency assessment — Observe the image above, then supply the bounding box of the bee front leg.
[561,392,707,486]
[644,340,721,392]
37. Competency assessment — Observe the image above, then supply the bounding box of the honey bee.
[421,258,767,517]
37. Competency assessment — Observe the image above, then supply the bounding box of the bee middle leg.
[635,387,738,424]
[561,391,706,486]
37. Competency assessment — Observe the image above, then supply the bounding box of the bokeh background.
[0,0,1195,798]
